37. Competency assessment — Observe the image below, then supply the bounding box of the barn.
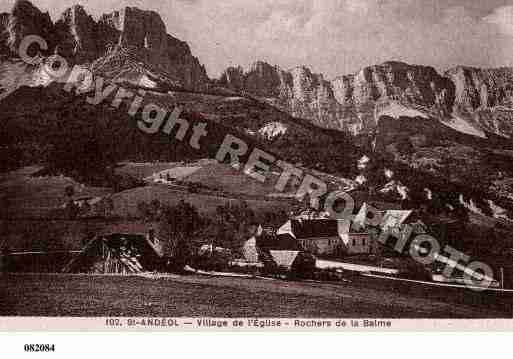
[63,224,164,274]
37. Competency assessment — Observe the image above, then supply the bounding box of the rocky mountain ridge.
[219,61,346,131]
[0,0,208,90]
[2,1,513,137]
[446,66,513,111]
[220,60,513,137]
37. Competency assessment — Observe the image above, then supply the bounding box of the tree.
[80,225,96,247]
[137,202,150,220]
[210,201,257,254]
[65,200,80,220]
[62,185,79,219]
[159,200,201,239]
[104,196,115,218]
[0,239,8,273]
[65,185,75,199]
[137,199,162,222]
[140,200,205,271]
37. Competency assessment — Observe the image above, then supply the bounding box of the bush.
[191,252,231,272]
[110,173,145,192]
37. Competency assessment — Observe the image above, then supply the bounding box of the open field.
[0,166,110,218]
[111,185,291,217]
[1,273,511,318]
[115,162,183,180]
[179,161,278,197]
[117,160,289,198]
[0,164,292,220]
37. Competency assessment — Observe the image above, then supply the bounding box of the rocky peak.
[0,13,9,53]
[99,7,167,53]
[96,6,208,89]
[289,65,325,87]
[62,4,88,20]
[445,66,513,111]
[0,12,8,25]
[6,0,54,53]
[220,60,457,132]
[289,66,331,95]
[219,66,244,91]
[248,60,276,73]
[0,1,209,90]
[332,61,454,108]
[54,4,98,61]
[220,61,343,129]
[244,61,286,97]
[219,61,286,97]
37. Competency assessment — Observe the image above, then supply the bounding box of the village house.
[275,218,374,257]
[240,225,315,272]
[256,232,315,272]
[242,225,274,264]
[271,203,430,259]
[72,196,103,209]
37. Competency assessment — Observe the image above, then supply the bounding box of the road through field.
[0,273,511,318]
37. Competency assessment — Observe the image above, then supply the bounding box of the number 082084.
[24,344,55,352]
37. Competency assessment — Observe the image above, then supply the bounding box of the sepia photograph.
[1,0,513,333]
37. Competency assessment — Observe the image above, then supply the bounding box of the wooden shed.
[63,224,164,274]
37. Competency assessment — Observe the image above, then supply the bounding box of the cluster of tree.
[61,185,115,219]
[339,152,485,227]
[270,125,357,175]
[137,199,202,270]
[137,199,288,269]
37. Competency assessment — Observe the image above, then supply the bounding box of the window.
[352,239,356,246]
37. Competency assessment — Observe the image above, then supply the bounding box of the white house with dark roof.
[276,218,373,256]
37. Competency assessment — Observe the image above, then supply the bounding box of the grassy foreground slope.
[0,273,510,318]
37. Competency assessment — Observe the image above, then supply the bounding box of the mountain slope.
[0,79,358,182]
[370,101,513,218]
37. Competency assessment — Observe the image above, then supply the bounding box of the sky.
[1,0,513,78]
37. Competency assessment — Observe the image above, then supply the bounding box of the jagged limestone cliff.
[0,1,208,90]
